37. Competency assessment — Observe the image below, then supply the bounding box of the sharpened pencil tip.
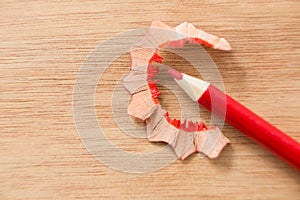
[168,69,183,80]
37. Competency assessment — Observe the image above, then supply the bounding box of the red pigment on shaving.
[150,53,163,63]
[148,81,161,104]
[147,64,159,80]
[192,38,213,48]
[164,112,207,132]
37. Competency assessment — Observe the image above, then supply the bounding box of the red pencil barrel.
[198,84,300,171]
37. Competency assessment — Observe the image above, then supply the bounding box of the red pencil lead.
[168,69,183,80]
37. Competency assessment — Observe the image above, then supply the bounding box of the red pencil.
[168,69,300,171]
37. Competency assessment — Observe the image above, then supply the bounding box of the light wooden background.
[1,0,300,199]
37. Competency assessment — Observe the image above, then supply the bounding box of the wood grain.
[1,0,300,199]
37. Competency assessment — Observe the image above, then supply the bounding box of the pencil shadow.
[180,153,197,164]
[208,143,234,171]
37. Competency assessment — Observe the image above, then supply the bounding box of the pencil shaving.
[123,21,230,160]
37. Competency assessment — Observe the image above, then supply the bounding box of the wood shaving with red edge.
[123,21,230,160]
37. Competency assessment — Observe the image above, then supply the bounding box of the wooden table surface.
[1,0,300,199]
